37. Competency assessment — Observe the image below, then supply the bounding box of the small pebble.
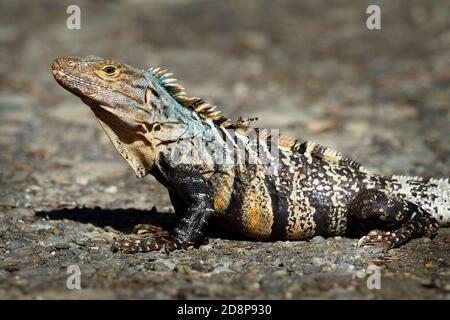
[212,266,234,274]
[30,221,53,230]
[310,236,325,243]
[76,177,90,186]
[353,270,366,279]
[152,260,176,271]
[199,244,213,251]
[104,226,115,232]
[7,240,24,250]
[312,257,326,266]
[75,238,88,246]
[105,185,118,194]
[273,270,288,276]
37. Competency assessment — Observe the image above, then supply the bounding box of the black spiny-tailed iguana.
[52,55,450,253]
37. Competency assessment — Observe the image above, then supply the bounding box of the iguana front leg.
[112,165,214,253]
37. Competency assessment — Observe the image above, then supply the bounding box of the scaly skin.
[52,55,449,253]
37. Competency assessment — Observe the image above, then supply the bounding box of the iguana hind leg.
[348,189,439,249]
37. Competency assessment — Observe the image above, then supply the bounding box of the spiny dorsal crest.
[147,67,232,128]
[428,177,450,184]
[392,175,424,183]
[295,141,368,172]
[246,128,367,171]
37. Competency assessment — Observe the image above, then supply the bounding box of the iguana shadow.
[35,207,176,234]
[34,207,240,239]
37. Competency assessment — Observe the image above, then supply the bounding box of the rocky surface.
[0,0,449,299]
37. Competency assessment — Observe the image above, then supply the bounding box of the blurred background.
[0,0,449,299]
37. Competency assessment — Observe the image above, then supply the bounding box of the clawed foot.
[111,224,187,253]
[357,229,407,250]
[358,217,439,251]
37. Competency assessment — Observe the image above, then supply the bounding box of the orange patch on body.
[210,171,234,214]
[246,203,265,235]
[241,190,273,239]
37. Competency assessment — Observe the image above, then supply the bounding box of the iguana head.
[52,55,160,177]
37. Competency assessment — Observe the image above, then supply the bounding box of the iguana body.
[52,56,449,253]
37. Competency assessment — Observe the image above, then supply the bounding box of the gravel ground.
[0,0,449,299]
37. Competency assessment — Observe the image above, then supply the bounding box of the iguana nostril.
[51,58,64,76]
[52,58,61,71]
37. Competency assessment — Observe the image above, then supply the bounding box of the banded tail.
[391,175,450,226]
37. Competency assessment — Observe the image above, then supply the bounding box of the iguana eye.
[103,66,116,74]
[102,65,119,75]
[97,64,121,78]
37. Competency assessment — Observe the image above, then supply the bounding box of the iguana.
[52,55,450,253]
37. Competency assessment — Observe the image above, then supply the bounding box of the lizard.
[52,55,450,253]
